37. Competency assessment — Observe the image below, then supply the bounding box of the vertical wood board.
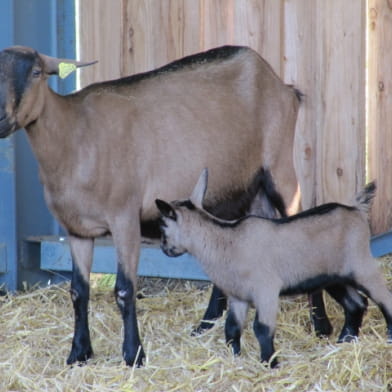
[78,0,123,85]
[285,0,366,209]
[367,0,392,234]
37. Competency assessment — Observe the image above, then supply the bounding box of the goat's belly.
[55,208,110,237]
[63,216,110,238]
[46,197,110,238]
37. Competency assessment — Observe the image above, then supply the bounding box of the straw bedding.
[1,257,392,392]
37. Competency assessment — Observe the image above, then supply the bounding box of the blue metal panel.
[0,0,18,289]
[0,0,77,290]
[370,231,392,258]
[37,237,209,281]
[56,0,76,95]
[36,232,392,277]
[34,233,392,284]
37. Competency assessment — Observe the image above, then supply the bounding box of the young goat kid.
[156,169,392,368]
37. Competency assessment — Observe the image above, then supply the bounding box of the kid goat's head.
[155,168,208,257]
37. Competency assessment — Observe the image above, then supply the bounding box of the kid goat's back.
[156,169,392,368]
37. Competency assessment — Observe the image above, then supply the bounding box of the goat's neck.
[25,88,77,173]
[186,218,235,277]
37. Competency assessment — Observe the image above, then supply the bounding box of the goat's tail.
[355,181,376,214]
[257,167,287,218]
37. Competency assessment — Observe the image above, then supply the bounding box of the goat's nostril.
[0,114,6,122]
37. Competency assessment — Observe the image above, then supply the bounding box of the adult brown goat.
[0,45,358,366]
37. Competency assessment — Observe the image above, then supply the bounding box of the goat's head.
[0,46,96,138]
[155,168,209,257]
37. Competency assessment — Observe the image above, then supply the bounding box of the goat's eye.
[32,68,42,78]
[158,218,167,229]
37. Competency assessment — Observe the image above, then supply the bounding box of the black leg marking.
[115,265,145,367]
[225,309,242,355]
[308,291,333,337]
[67,263,93,365]
[192,285,227,335]
[325,285,367,343]
[353,279,392,342]
[253,315,277,368]
[376,303,392,341]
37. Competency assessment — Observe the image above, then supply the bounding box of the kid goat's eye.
[32,68,41,78]
[158,218,167,228]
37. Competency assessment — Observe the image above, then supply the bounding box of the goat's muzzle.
[0,115,15,138]
[160,243,185,258]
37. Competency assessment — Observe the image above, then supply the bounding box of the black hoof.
[314,318,333,337]
[123,346,146,367]
[337,331,358,343]
[229,340,241,356]
[261,357,279,369]
[191,320,216,336]
[67,346,93,365]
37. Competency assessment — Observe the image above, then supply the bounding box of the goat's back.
[70,46,300,220]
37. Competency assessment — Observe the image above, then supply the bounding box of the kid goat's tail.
[355,181,376,214]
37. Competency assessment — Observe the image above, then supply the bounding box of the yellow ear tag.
[58,62,77,79]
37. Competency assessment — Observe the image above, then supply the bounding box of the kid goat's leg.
[354,266,392,340]
[193,285,227,335]
[254,295,279,368]
[325,285,368,342]
[308,291,333,336]
[67,236,94,364]
[225,298,249,355]
[111,216,145,367]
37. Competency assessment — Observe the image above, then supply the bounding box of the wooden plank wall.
[284,1,366,210]
[78,0,284,83]
[77,0,391,235]
[367,0,392,234]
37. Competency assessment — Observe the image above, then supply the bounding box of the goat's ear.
[38,53,98,79]
[155,199,177,221]
[190,168,208,209]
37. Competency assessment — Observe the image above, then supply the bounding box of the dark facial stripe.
[8,51,36,107]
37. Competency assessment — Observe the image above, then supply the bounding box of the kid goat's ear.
[190,168,208,209]
[155,199,177,220]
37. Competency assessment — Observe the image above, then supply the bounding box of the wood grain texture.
[77,0,392,233]
[285,0,366,209]
[367,0,392,234]
[78,0,123,85]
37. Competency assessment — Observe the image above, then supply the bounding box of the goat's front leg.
[67,236,94,365]
[253,313,277,368]
[225,298,248,356]
[254,293,279,368]
[112,218,145,367]
[193,285,227,335]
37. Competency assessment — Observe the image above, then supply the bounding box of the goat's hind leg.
[193,285,227,335]
[325,285,368,343]
[225,298,248,356]
[67,236,94,365]
[355,267,392,341]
